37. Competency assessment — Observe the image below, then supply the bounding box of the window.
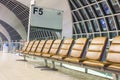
[85,7,95,18]
[109,0,120,13]
[118,32,120,35]
[73,11,82,21]
[73,35,76,39]
[88,34,93,39]
[40,31,43,38]
[79,9,88,20]
[69,0,120,40]
[95,33,100,37]
[73,26,76,34]
[72,13,77,22]
[99,18,107,31]
[79,23,86,33]
[91,20,99,32]
[68,0,76,10]
[102,33,108,37]
[85,21,92,33]
[49,31,53,36]
[44,30,48,37]
[80,0,88,6]
[115,15,120,30]
[82,34,87,37]
[92,4,103,17]
[47,31,51,37]
[109,32,117,39]
[74,24,81,34]
[77,35,82,39]
[100,2,111,15]
[106,17,116,31]
[88,0,96,3]
[97,0,102,1]
[72,0,81,8]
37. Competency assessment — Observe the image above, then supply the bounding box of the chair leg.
[41,60,57,71]
[44,59,48,67]
[34,59,49,68]
[85,68,88,73]
[112,73,118,80]
[32,56,36,60]
[52,61,55,69]
[60,63,62,67]
[16,54,27,61]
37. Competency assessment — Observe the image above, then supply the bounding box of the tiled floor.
[0,52,79,80]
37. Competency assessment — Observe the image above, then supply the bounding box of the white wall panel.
[0,24,11,41]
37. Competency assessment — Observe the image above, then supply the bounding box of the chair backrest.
[30,40,40,52]
[57,38,73,56]
[42,40,54,54]
[106,36,120,63]
[35,40,46,53]
[25,40,35,52]
[49,39,62,55]
[86,37,108,61]
[22,41,29,51]
[69,38,88,58]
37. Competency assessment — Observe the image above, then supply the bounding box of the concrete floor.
[0,52,110,80]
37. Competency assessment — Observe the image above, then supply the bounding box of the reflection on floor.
[0,52,79,80]
[0,52,109,80]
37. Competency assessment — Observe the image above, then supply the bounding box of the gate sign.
[30,5,63,30]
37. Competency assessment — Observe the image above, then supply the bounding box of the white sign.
[30,5,63,30]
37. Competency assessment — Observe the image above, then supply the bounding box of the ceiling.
[0,0,29,41]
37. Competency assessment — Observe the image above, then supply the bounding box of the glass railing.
[0,41,22,53]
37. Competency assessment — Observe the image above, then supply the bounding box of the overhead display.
[30,5,63,30]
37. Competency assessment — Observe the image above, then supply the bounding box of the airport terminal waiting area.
[13,36,120,80]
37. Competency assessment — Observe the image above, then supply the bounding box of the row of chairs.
[16,36,120,77]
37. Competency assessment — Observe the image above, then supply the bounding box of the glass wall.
[29,27,59,40]
[69,0,120,39]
